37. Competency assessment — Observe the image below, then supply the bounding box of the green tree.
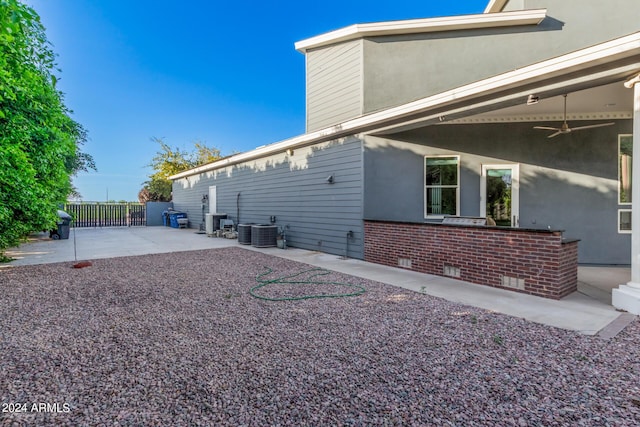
[141,137,221,201]
[0,0,95,257]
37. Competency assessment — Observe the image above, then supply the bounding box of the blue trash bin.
[169,212,187,228]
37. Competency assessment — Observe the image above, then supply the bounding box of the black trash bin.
[51,210,72,240]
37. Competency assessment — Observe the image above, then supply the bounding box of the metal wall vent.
[443,265,461,278]
[251,224,278,248]
[398,258,412,268]
[501,276,525,290]
[237,223,254,245]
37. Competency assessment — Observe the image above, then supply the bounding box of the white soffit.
[294,9,547,53]
[171,32,640,180]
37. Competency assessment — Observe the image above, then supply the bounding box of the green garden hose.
[250,267,366,301]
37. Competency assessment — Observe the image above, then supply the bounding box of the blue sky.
[28,0,488,201]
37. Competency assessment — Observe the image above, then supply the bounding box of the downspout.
[236,192,241,225]
[344,230,354,259]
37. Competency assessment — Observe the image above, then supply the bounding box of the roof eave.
[294,9,547,53]
[171,32,640,181]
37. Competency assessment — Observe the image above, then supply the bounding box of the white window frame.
[619,134,633,206]
[424,155,460,219]
[480,163,520,228]
[619,209,632,234]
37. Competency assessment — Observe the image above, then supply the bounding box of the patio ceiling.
[372,52,640,137]
[449,81,633,124]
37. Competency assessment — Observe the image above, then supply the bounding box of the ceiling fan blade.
[570,122,615,131]
[533,95,615,138]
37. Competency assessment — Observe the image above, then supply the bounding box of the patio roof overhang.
[170,31,640,181]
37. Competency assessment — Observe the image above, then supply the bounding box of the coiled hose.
[250,267,366,301]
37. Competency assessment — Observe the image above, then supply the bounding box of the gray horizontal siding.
[306,40,362,132]
[172,137,364,259]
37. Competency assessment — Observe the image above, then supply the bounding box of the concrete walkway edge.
[244,246,625,336]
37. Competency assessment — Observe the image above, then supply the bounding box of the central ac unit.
[251,224,278,248]
[206,213,228,236]
[237,223,254,245]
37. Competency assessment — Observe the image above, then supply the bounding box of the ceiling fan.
[533,94,615,138]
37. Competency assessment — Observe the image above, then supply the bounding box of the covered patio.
[356,32,640,311]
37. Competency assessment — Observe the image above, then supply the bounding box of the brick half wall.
[364,220,578,299]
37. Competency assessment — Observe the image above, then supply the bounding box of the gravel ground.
[1,247,639,426]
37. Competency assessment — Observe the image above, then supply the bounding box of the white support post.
[613,73,640,314]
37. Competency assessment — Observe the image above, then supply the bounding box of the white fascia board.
[171,32,640,181]
[170,132,336,180]
[294,9,547,53]
[484,0,509,14]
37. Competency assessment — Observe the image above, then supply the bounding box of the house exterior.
[171,0,640,307]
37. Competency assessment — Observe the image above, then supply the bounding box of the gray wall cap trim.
[363,218,566,234]
[170,32,640,180]
[294,9,547,53]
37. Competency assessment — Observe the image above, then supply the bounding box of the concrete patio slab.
[3,227,237,266]
[577,265,631,305]
[3,226,632,336]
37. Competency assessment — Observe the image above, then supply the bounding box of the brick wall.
[364,220,578,299]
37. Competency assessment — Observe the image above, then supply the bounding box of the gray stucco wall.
[364,121,633,264]
[146,201,173,226]
[306,40,363,132]
[172,136,364,259]
[362,0,639,113]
